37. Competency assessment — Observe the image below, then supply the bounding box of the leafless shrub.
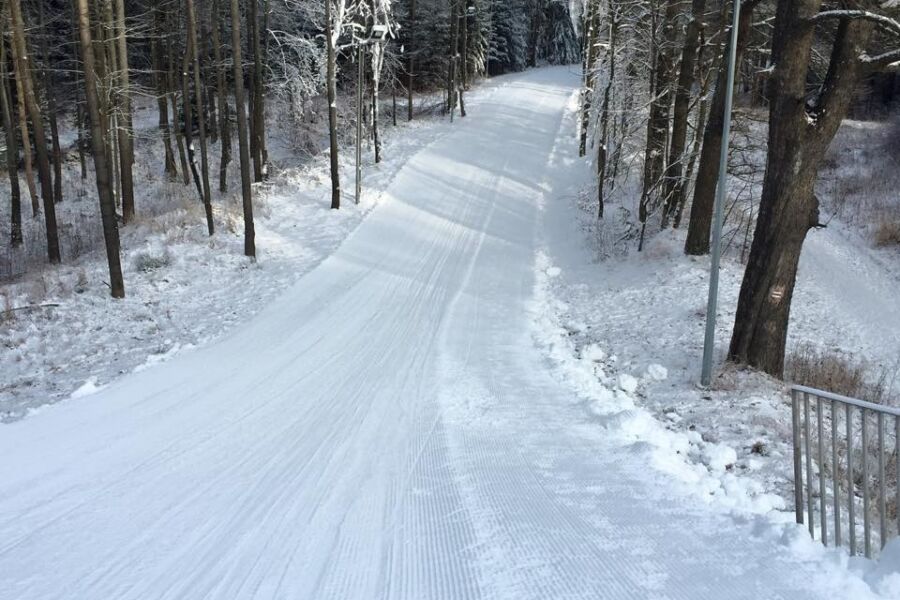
[874,218,900,247]
[786,343,897,405]
[131,248,172,273]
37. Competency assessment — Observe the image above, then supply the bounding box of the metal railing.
[791,385,900,558]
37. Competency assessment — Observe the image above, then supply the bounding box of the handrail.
[792,384,900,418]
[790,385,899,559]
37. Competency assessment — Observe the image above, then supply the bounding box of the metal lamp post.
[700,0,741,387]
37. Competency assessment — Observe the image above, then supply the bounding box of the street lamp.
[355,24,390,205]
[700,0,741,387]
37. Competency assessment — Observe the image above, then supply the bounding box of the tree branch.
[808,10,900,37]
[862,48,900,72]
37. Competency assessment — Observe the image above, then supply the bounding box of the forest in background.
[0,0,580,291]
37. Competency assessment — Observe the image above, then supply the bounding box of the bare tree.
[231,0,256,256]
[579,1,599,157]
[114,0,136,222]
[325,0,343,209]
[187,0,215,235]
[1,29,22,247]
[596,0,619,220]
[212,0,232,193]
[152,2,178,180]
[684,0,759,255]
[76,0,125,298]
[9,0,59,263]
[660,0,706,227]
[637,0,680,251]
[407,0,416,121]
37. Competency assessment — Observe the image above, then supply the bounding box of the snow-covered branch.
[808,9,900,37]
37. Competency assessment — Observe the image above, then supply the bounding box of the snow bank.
[531,250,785,514]
[531,249,900,597]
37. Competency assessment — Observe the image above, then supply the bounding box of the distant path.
[0,67,825,599]
[796,226,900,371]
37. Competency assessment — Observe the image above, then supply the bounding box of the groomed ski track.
[0,67,828,599]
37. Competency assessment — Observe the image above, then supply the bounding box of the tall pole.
[356,43,364,205]
[700,0,741,387]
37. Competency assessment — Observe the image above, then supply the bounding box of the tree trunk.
[9,0,59,263]
[597,2,618,220]
[661,0,706,227]
[638,0,680,249]
[673,79,709,229]
[684,0,756,255]
[101,0,121,212]
[448,0,459,118]
[325,0,341,210]
[249,0,265,181]
[76,0,125,298]
[69,1,88,182]
[212,0,231,193]
[1,33,22,247]
[459,0,468,116]
[527,1,539,67]
[152,4,178,180]
[167,18,191,186]
[9,5,38,219]
[579,3,598,157]
[728,3,873,377]
[187,0,215,236]
[231,0,255,257]
[199,0,216,145]
[260,0,270,173]
[38,0,62,205]
[76,100,87,180]
[113,0,135,222]
[182,9,204,205]
[407,0,416,121]
[372,46,383,163]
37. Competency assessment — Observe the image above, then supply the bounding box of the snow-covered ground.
[537,83,900,595]
[0,92,447,422]
[1,67,898,598]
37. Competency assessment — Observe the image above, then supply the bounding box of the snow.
[0,92,450,423]
[68,377,103,399]
[0,67,897,598]
[617,373,639,394]
[647,363,668,380]
[866,539,900,596]
[535,74,900,596]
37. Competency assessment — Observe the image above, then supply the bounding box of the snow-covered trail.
[796,226,900,370]
[1,68,827,599]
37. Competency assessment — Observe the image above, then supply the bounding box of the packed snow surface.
[0,68,883,598]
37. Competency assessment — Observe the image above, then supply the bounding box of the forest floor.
[1,67,899,598]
